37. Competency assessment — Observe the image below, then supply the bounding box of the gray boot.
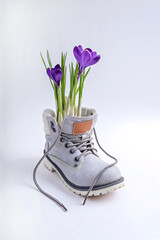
[33,108,124,211]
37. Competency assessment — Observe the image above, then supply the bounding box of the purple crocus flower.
[73,45,101,79]
[47,64,62,87]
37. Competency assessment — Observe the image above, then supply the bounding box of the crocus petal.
[85,48,92,53]
[54,64,61,70]
[81,50,91,69]
[77,45,83,52]
[73,45,101,77]
[91,51,97,57]
[46,68,53,80]
[47,65,62,86]
[53,69,62,86]
[51,68,56,76]
[73,46,82,64]
[85,55,101,67]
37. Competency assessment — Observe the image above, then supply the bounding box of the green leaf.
[76,86,80,95]
[73,63,79,106]
[40,52,47,69]
[60,52,67,112]
[83,67,91,82]
[47,50,52,69]
[69,62,74,100]
[40,51,58,112]
[79,73,83,99]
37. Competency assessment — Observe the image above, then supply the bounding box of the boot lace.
[60,131,99,161]
[33,126,117,212]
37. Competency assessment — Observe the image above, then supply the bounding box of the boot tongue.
[61,112,97,135]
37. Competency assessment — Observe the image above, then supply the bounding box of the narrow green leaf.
[40,52,55,91]
[76,86,80,95]
[60,52,67,112]
[73,62,79,107]
[69,62,74,100]
[47,50,52,69]
[40,52,47,69]
[40,51,58,112]
[83,67,91,82]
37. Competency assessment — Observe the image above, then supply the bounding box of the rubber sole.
[43,157,124,197]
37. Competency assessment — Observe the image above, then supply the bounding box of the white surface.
[1,0,160,239]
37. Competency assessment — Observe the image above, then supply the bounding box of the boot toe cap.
[95,165,122,186]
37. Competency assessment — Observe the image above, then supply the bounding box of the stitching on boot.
[73,120,93,135]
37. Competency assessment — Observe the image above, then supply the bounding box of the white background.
[0,0,160,239]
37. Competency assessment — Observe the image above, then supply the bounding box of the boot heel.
[43,157,55,172]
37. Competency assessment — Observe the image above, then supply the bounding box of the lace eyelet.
[74,157,79,162]
[65,143,69,148]
[74,163,78,168]
[70,149,74,154]
[50,122,56,132]
[60,137,64,142]
[52,128,56,132]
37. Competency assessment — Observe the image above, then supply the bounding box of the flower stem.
[73,77,77,107]
[77,97,82,116]
[72,63,79,114]
[57,87,62,124]
[61,52,67,117]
